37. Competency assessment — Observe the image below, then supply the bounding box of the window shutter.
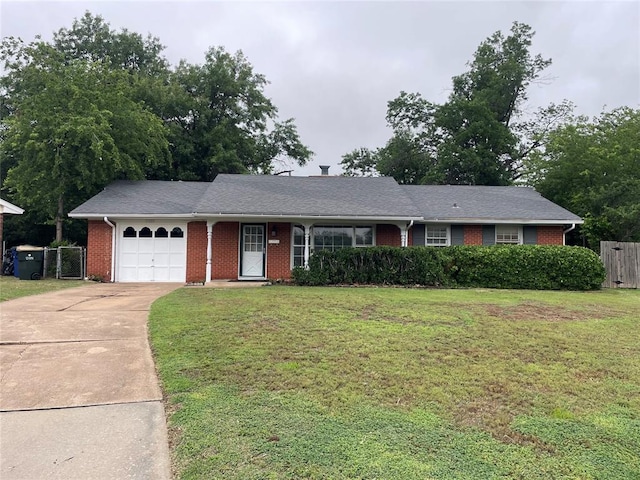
[413,224,425,245]
[451,225,464,245]
[482,226,496,245]
[523,226,537,245]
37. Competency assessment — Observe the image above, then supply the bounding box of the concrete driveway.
[0,282,180,479]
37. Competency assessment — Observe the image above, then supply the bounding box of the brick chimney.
[319,165,330,176]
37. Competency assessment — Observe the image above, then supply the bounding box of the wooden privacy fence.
[600,241,640,288]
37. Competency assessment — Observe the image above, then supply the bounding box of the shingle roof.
[402,185,582,222]
[69,175,582,223]
[195,174,422,218]
[69,180,209,216]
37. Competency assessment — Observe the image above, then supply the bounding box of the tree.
[1,40,169,241]
[532,107,640,246]
[161,47,312,182]
[1,12,312,244]
[342,22,565,185]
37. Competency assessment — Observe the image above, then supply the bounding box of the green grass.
[149,287,640,479]
[0,275,86,302]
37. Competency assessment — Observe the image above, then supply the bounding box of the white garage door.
[118,223,187,282]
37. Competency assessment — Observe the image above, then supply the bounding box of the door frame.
[238,223,267,279]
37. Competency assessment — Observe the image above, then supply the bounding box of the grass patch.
[149,287,640,479]
[0,275,86,302]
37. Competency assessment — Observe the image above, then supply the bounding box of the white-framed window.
[313,225,375,252]
[496,225,522,244]
[292,225,305,268]
[425,225,450,246]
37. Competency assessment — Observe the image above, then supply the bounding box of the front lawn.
[0,275,86,302]
[149,287,640,479]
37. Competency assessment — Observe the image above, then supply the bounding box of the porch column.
[302,223,313,269]
[399,225,408,247]
[205,221,216,283]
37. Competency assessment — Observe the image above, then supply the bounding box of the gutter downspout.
[562,223,576,246]
[103,217,116,282]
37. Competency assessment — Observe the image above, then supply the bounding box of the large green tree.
[0,40,169,241]
[342,22,566,185]
[160,47,312,182]
[532,107,640,246]
[1,12,312,244]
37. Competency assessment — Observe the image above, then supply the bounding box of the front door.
[241,224,265,277]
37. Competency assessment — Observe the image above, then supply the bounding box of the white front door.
[241,224,265,277]
[118,223,187,282]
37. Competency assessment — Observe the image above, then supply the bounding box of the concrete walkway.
[0,282,180,479]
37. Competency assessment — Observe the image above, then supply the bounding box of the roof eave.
[420,218,583,225]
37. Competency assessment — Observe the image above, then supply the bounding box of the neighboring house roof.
[69,181,210,216]
[69,175,582,224]
[0,198,24,215]
[402,185,582,223]
[195,174,422,218]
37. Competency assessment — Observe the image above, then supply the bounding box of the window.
[139,227,152,238]
[313,225,374,252]
[292,225,305,268]
[496,225,521,244]
[170,227,184,238]
[355,227,374,247]
[123,227,137,238]
[425,225,449,246]
[155,227,168,238]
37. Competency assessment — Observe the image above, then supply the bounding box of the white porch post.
[399,225,408,247]
[205,221,216,283]
[303,223,313,269]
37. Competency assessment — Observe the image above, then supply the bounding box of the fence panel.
[601,241,640,288]
[43,247,86,280]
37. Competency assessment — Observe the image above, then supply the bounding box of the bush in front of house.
[291,245,605,290]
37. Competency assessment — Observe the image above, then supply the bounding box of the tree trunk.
[56,195,64,243]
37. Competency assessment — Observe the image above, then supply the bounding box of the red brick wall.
[87,220,113,281]
[464,225,483,245]
[266,222,292,280]
[186,221,207,283]
[376,224,401,246]
[537,226,564,245]
[212,222,239,279]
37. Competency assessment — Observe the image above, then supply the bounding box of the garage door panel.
[117,223,187,282]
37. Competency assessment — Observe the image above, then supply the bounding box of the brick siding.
[186,221,207,283]
[211,222,239,279]
[376,224,401,246]
[463,225,483,245]
[266,222,292,280]
[87,220,113,281]
[536,226,564,245]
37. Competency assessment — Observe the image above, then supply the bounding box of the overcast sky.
[2,1,639,176]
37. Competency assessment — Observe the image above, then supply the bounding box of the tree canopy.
[531,107,640,247]
[0,12,312,243]
[342,22,566,186]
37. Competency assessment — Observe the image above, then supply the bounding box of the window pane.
[496,226,520,244]
[123,227,136,238]
[139,227,152,238]
[426,225,448,246]
[170,227,184,238]
[155,227,168,238]
[355,227,373,246]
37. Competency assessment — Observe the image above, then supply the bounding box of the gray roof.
[70,175,582,223]
[402,185,582,222]
[195,174,422,218]
[69,180,209,215]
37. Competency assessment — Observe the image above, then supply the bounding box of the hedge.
[291,245,606,290]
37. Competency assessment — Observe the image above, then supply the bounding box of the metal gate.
[43,247,86,280]
[600,241,640,288]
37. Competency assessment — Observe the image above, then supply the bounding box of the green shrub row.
[291,245,606,290]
